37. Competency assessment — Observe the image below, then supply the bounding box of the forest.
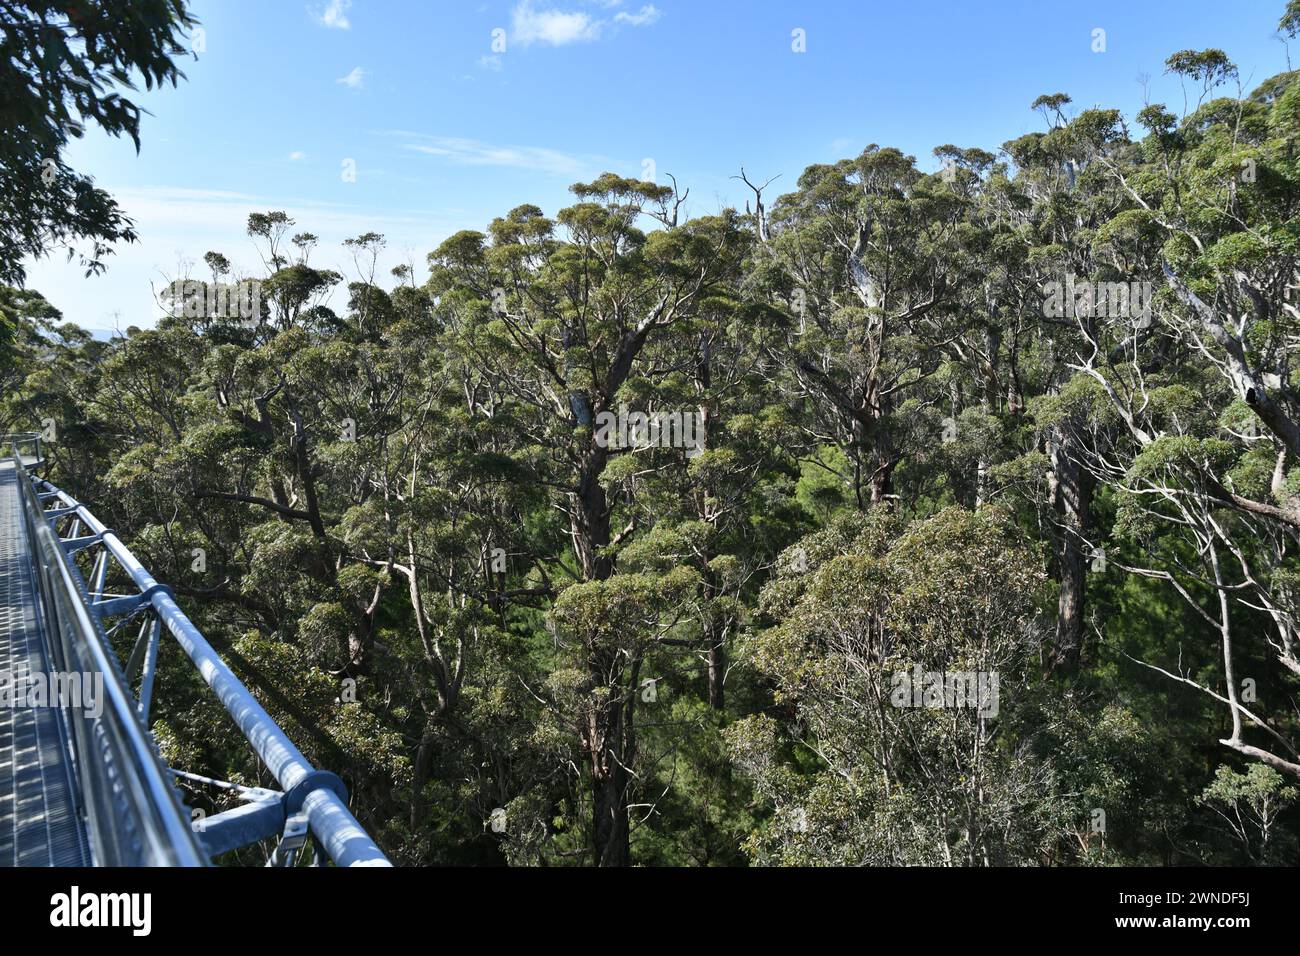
[2,0,1299,867]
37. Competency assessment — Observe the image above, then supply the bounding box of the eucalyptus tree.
[1005,99,1135,671]
[0,286,61,427]
[922,145,1041,511]
[727,507,1077,865]
[427,175,749,865]
[621,314,802,710]
[746,147,969,509]
[1062,49,1300,777]
[331,300,553,844]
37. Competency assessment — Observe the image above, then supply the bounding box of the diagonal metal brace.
[62,531,107,554]
[93,583,175,619]
[191,771,349,864]
[194,795,287,859]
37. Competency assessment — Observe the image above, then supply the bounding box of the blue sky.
[24,0,1296,330]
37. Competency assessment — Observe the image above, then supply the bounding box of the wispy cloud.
[288,151,307,161]
[507,1,662,48]
[396,133,597,176]
[614,4,660,27]
[336,67,366,89]
[313,0,352,29]
[478,54,503,72]
[110,186,466,238]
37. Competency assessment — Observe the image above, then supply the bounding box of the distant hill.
[52,326,129,342]
[83,328,126,342]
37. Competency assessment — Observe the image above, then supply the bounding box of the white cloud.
[478,54,503,72]
[289,151,307,161]
[397,134,595,176]
[314,0,352,29]
[614,4,660,27]
[507,1,661,48]
[511,1,601,47]
[336,67,366,89]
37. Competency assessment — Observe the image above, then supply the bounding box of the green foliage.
[0,0,196,283]
[1198,765,1298,864]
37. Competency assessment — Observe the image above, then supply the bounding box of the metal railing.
[13,450,204,865]
[2,432,42,465]
[9,446,391,866]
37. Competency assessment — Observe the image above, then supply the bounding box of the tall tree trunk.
[572,439,632,863]
[591,760,631,866]
[869,455,894,505]
[1049,427,1095,672]
[587,651,633,866]
[863,374,894,506]
[704,611,725,710]
[409,712,439,831]
[695,340,725,710]
[572,447,613,580]
[976,320,1001,509]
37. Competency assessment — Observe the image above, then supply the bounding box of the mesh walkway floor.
[0,462,89,866]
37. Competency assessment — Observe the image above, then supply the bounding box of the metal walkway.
[0,435,390,867]
[0,461,89,865]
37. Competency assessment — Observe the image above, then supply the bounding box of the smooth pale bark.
[1164,262,1300,461]
[695,343,727,711]
[1048,426,1094,673]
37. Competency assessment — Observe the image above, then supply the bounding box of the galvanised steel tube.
[16,460,206,866]
[302,787,393,867]
[34,477,391,867]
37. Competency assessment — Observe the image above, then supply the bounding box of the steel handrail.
[23,463,390,866]
[12,448,205,865]
[1,432,41,464]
